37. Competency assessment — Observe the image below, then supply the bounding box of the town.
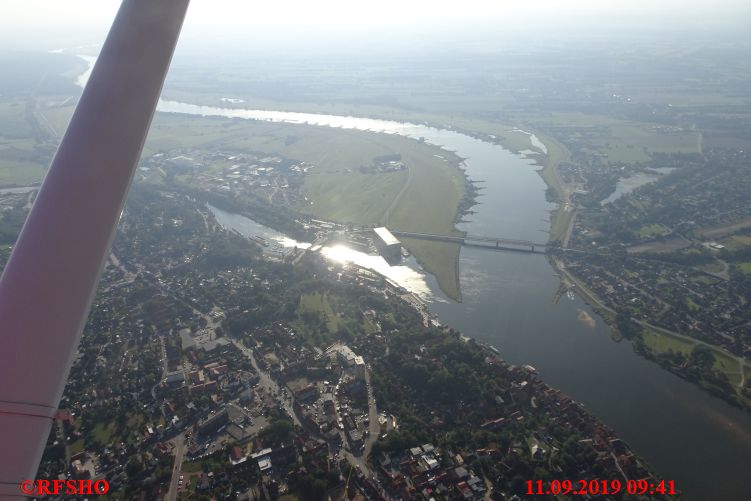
[1,185,666,500]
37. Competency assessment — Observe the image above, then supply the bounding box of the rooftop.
[374,227,400,246]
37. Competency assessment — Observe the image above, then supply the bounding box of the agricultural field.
[523,111,702,162]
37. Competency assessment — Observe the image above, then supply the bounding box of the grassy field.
[641,326,746,387]
[722,234,751,251]
[638,223,671,238]
[298,292,340,333]
[0,100,46,186]
[69,439,85,456]
[641,327,695,356]
[181,460,203,473]
[401,237,462,300]
[0,100,31,138]
[92,421,116,444]
[549,206,575,244]
[712,351,744,387]
[522,112,701,163]
[0,160,45,186]
[693,261,726,275]
[533,131,574,243]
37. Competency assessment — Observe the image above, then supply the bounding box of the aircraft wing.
[0,0,190,495]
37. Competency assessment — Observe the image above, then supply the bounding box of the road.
[230,339,301,427]
[361,366,381,461]
[165,432,186,501]
[151,336,168,399]
[337,364,380,480]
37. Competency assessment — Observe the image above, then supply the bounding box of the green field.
[712,351,744,387]
[0,100,31,138]
[0,100,46,186]
[0,160,45,186]
[181,460,203,473]
[92,421,116,444]
[297,292,340,333]
[68,439,85,456]
[638,224,671,239]
[723,234,751,250]
[401,238,462,300]
[533,132,575,243]
[641,327,695,356]
[693,261,726,275]
[521,112,701,162]
[641,326,747,388]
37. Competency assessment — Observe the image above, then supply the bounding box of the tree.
[126,455,143,477]
[615,312,640,340]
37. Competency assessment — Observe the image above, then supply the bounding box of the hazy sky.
[1,0,749,53]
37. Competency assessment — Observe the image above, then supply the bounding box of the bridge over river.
[390,230,547,254]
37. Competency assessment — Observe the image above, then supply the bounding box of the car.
[179,475,184,480]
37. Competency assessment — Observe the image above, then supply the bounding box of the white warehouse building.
[373,227,402,261]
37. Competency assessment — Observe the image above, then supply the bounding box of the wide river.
[156,100,751,500]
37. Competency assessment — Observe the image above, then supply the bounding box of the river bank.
[533,129,751,413]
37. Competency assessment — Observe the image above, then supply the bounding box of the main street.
[337,363,380,481]
[151,335,168,399]
[230,339,301,427]
[165,432,187,501]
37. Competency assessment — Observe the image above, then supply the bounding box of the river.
[166,101,751,499]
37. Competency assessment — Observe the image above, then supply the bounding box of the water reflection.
[208,205,436,301]
[319,244,437,300]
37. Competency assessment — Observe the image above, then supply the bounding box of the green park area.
[297,292,341,333]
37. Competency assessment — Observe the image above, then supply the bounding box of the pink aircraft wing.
[0,0,190,495]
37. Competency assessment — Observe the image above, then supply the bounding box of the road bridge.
[391,230,547,254]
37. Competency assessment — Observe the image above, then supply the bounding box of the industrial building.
[373,227,401,261]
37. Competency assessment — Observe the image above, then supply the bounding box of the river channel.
[158,100,751,500]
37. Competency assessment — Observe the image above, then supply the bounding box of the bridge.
[390,231,546,254]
